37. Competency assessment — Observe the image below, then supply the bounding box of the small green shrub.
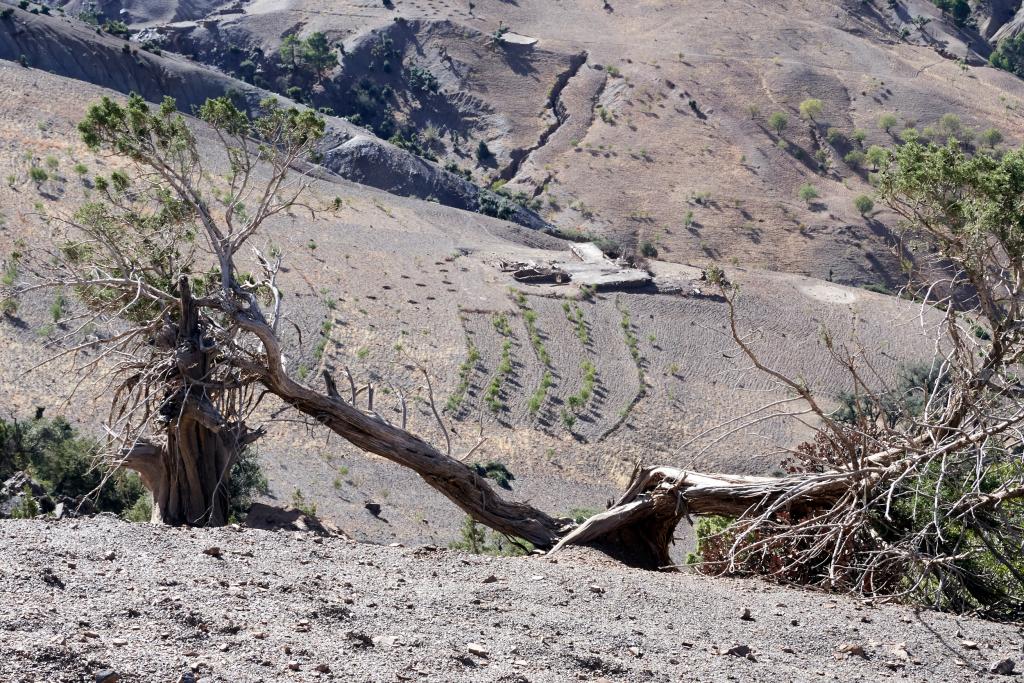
[449,516,532,556]
[853,194,874,215]
[768,111,788,135]
[798,183,819,204]
[798,98,823,122]
[10,485,40,519]
[290,488,318,517]
[472,461,515,490]
[979,127,1003,148]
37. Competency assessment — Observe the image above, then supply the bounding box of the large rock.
[0,472,52,518]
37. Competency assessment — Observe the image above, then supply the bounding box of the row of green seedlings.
[612,299,646,427]
[297,317,335,380]
[485,313,514,413]
[1,251,20,317]
[445,340,481,413]
[560,359,597,429]
[511,291,558,419]
[561,300,589,345]
[512,290,552,365]
[619,305,642,364]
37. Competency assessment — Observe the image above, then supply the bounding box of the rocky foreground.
[1,517,1021,682]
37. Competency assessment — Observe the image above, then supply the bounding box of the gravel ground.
[2,517,1022,683]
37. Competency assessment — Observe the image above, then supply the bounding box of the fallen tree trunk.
[231,306,860,566]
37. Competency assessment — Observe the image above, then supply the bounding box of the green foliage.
[102,20,130,37]
[865,144,889,169]
[80,94,323,163]
[472,461,515,490]
[2,253,19,287]
[937,113,964,142]
[491,312,512,336]
[877,113,898,133]
[71,94,324,322]
[932,0,971,26]
[485,340,512,412]
[843,149,865,169]
[477,191,516,220]
[563,301,589,345]
[28,166,47,184]
[834,362,946,428]
[449,516,532,556]
[300,32,338,80]
[853,194,874,215]
[798,183,819,203]
[527,370,553,415]
[567,507,599,524]
[123,494,153,523]
[513,293,551,366]
[406,61,440,93]
[767,111,788,135]
[228,448,270,521]
[446,341,481,412]
[567,360,597,412]
[290,488,317,517]
[991,33,1024,77]
[49,291,66,322]
[798,98,823,122]
[619,306,640,362]
[979,127,1004,148]
[10,485,40,519]
[0,415,146,516]
[685,514,733,566]
[639,240,658,258]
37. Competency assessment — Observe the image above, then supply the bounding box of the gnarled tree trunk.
[123,281,259,526]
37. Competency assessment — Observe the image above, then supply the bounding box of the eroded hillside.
[35,0,1024,286]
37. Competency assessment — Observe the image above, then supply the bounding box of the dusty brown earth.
[3,517,1023,682]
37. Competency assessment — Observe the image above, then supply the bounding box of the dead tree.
[9,97,1022,615]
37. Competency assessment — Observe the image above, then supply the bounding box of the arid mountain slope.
[87,0,1024,285]
[0,61,945,549]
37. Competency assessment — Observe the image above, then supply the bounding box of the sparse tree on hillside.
[865,144,889,170]
[980,127,1004,149]
[852,194,873,215]
[301,32,339,82]
[798,183,819,204]
[878,113,898,133]
[21,94,324,524]
[768,111,788,136]
[278,33,337,85]
[278,34,301,73]
[798,98,823,123]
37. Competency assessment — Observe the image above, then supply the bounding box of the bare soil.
[3,517,1023,682]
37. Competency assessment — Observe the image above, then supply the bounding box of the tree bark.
[122,280,256,526]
